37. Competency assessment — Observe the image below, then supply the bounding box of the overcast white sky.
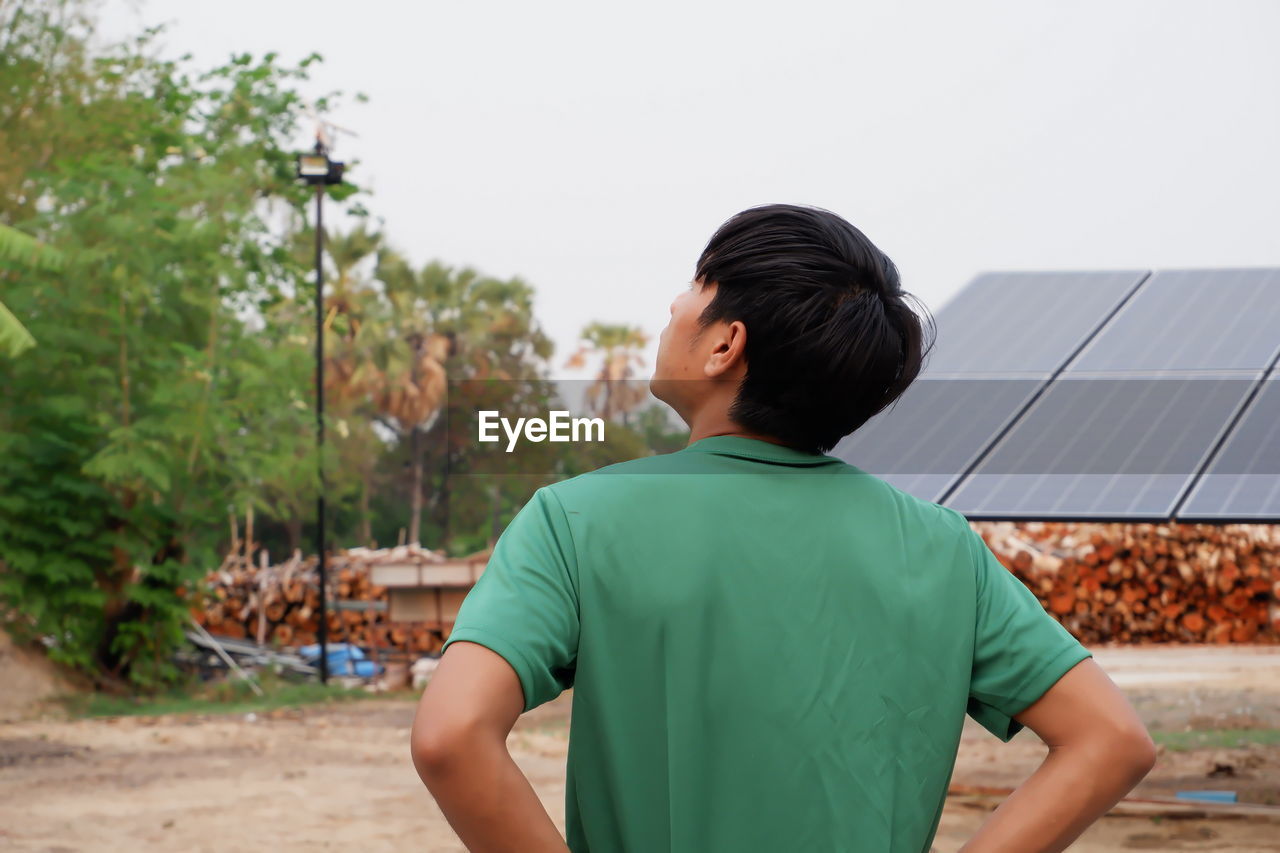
[100,0,1280,377]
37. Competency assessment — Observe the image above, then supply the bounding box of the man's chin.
[647,373,660,393]
[648,374,671,405]
[648,376,689,422]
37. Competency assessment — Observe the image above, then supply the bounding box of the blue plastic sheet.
[299,643,384,677]
[1175,790,1238,804]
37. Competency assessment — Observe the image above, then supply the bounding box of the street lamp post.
[296,141,344,685]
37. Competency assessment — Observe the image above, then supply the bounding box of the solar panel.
[837,266,1280,521]
[1177,375,1280,521]
[1068,268,1280,374]
[832,271,1148,502]
[943,376,1259,520]
[922,270,1148,375]
[830,378,1042,502]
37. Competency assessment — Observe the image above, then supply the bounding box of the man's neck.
[684,409,787,447]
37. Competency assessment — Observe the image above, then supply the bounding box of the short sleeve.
[965,526,1093,741]
[441,487,580,712]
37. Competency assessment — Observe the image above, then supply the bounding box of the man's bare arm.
[410,641,570,853]
[958,658,1157,853]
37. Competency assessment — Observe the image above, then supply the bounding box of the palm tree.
[372,251,454,544]
[374,253,555,546]
[321,224,383,318]
[566,323,650,424]
[288,222,384,394]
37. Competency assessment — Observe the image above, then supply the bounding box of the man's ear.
[703,319,747,379]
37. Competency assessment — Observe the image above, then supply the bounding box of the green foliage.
[0,4,337,687]
[0,223,65,356]
[0,1,683,692]
[0,223,64,270]
[0,294,37,357]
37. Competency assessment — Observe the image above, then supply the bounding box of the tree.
[372,254,558,548]
[0,4,347,685]
[0,1,617,685]
[566,322,650,424]
[372,254,466,544]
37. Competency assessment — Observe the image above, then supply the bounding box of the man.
[411,204,1156,852]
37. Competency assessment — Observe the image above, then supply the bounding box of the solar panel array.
[833,268,1280,522]
[831,270,1149,502]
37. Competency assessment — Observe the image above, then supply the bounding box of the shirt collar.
[679,435,843,467]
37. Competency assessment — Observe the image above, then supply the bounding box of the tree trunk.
[440,447,452,551]
[408,426,423,544]
[359,470,372,546]
[285,517,302,554]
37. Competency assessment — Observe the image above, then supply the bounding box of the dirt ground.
[0,630,74,720]
[2,645,1279,852]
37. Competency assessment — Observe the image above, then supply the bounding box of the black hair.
[694,203,934,454]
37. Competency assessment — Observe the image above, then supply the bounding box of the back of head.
[695,203,935,454]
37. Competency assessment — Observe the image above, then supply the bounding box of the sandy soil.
[0,630,74,722]
[1,646,1279,852]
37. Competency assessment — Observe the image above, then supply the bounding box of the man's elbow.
[410,725,454,778]
[1110,724,1158,782]
[411,712,475,780]
[410,715,499,782]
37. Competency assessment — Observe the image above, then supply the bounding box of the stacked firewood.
[972,522,1280,644]
[193,521,1279,651]
[191,545,451,655]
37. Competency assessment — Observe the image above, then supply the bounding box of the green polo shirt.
[443,435,1091,852]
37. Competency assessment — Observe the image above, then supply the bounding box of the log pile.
[192,521,1280,651]
[191,545,453,655]
[972,521,1280,644]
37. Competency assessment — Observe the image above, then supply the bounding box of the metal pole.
[314,178,329,685]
